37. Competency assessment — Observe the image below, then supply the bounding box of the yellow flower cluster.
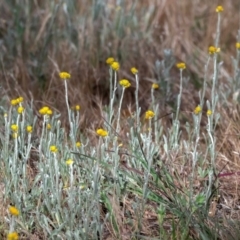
[72,105,80,111]
[131,67,138,74]
[207,109,212,116]
[11,97,24,106]
[39,106,53,115]
[7,232,19,240]
[111,61,120,71]
[11,124,18,132]
[152,83,159,89]
[50,145,58,153]
[176,62,186,70]
[47,123,51,130]
[145,110,155,120]
[59,72,71,79]
[66,159,74,165]
[236,42,240,49]
[106,57,115,65]
[208,46,220,55]
[216,6,223,13]
[17,106,24,114]
[106,57,120,71]
[76,141,81,147]
[26,125,33,133]
[194,105,202,115]
[9,206,19,216]
[96,128,108,137]
[119,79,131,88]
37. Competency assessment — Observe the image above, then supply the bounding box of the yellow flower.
[216,6,223,12]
[39,106,48,115]
[11,99,18,106]
[152,83,159,89]
[111,61,120,71]
[17,97,23,103]
[26,125,32,133]
[236,42,240,49]
[66,159,74,165]
[17,106,24,114]
[119,79,131,88]
[76,141,81,147]
[96,128,108,137]
[106,57,115,65]
[47,109,52,115]
[145,110,155,120]
[47,123,51,130]
[208,46,220,55]
[194,105,202,115]
[39,106,52,115]
[11,97,23,105]
[7,232,19,240]
[11,124,18,132]
[9,206,19,216]
[59,72,71,79]
[176,62,186,70]
[207,109,212,116]
[74,105,80,111]
[4,113,7,118]
[131,67,138,74]
[50,145,58,153]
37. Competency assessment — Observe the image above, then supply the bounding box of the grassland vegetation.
[1,1,240,239]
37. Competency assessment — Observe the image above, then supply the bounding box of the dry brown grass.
[0,1,239,116]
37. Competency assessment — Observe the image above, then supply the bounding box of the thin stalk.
[116,87,125,133]
[135,74,140,127]
[175,69,183,121]
[64,79,75,143]
[109,71,118,125]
